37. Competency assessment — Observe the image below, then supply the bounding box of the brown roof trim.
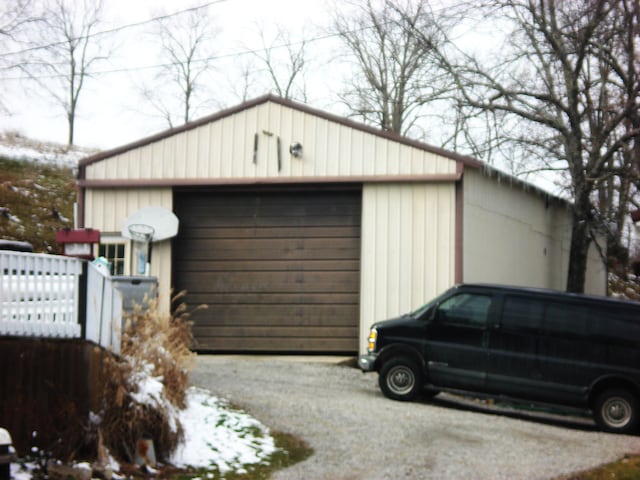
[78,94,483,172]
[77,173,462,189]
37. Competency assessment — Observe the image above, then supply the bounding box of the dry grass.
[98,292,203,463]
[555,455,640,480]
[0,157,75,253]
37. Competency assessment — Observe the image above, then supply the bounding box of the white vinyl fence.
[0,251,123,352]
[86,262,123,354]
[0,251,82,337]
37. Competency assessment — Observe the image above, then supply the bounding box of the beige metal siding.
[359,183,456,352]
[84,187,173,313]
[84,103,456,182]
[462,169,606,295]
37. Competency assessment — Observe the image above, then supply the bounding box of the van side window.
[544,302,588,335]
[591,306,640,341]
[502,296,543,331]
[438,293,491,328]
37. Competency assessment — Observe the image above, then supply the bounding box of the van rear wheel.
[379,357,422,401]
[594,389,639,434]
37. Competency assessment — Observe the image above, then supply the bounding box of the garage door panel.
[182,292,359,305]
[185,214,361,229]
[175,189,361,353]
[193,305,359,326]
[181,225,360,240]
[193,336,358,353]
[193,326,359,339]
[176,237,359,260]
[177,271,360,293]
[175,259,361,273]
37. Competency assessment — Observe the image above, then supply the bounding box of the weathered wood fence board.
[0,338,107,458]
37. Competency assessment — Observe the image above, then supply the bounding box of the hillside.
[0,132,97,253]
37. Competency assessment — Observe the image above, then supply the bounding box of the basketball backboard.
[122,206,179,242]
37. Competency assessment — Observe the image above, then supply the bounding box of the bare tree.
[0,0,37,42]
[143,6,218,128]
[19,0,107,145]
[253,26,308,101]
[332,0,452,136]
[421,0,640,292]
[0,0,41,114]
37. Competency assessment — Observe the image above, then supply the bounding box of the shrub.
[98,292,201,463]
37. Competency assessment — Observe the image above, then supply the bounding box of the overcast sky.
[0,0,340,150]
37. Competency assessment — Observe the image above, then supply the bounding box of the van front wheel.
[594,389,639,434]
[379,357,422,401]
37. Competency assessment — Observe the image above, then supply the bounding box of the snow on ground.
[0,132,97,167]
[10,386,277,478]
[171,387,277,473]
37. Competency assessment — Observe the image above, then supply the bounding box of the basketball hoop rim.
[128,223,155,242]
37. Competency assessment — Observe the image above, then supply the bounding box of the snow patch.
[10,386,278,478]
[170,387,277,472]
[0,132,98,167]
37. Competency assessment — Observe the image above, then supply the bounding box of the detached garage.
[77,94,606,354]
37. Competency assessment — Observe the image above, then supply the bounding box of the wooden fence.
[0,337,108,457]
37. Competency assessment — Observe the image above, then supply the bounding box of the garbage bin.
[111,276,158,313]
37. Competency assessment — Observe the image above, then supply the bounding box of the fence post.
[78,261,88,340]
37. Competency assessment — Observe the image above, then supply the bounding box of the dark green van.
[358,284,640,433]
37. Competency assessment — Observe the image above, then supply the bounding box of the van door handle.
[428,361,448,367]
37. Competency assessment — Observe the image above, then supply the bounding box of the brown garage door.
[174,189,361,353]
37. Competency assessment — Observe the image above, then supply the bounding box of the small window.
[502,296,543,331]
[98,242,126,275]
[438,293,491,328]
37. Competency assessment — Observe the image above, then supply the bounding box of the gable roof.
[77,94,564,204]
[79,94,482,170]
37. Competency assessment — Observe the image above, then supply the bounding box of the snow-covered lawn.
[10,386,277,479]
[0,132,96,167]
[171,387,277,473]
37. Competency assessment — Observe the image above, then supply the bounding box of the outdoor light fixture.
[289,142,303,158]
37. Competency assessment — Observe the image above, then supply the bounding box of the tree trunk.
[566,209,592,293]
[67,111,74,146]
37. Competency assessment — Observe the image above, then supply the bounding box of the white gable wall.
[462,169,606,295]
[83,102,456,183]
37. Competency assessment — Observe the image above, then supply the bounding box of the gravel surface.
[190,355,640,480]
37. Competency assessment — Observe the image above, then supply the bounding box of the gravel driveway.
[190,355,640,480]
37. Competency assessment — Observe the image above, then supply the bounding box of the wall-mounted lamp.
[289,142,303,158]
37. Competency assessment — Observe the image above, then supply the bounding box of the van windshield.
[410,288,453,319]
